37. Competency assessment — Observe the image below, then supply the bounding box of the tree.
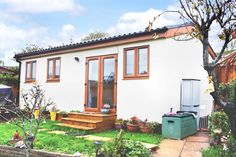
[0,85,53,157]
[176,0,236,109]
[81,31,109,42]
[21,43,42,53]
[148,0,236,106]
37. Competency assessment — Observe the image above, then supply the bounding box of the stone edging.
[0,145,75,157]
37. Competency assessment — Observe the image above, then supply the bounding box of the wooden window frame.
[47,57,61,82]
[25,61,36,83]
[123,45,150,79]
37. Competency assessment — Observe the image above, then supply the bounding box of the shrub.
[102,130,151,157]
[219,79,236,103]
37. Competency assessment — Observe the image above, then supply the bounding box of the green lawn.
[0,121,163,155]
[92,130,163,144]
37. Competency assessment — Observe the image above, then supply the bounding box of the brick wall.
[0,145,75,157]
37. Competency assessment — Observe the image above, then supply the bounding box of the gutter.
[14,57,21,104]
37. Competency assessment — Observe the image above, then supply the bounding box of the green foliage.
[81,31,109,41]
[202,146,225,157]
[210,111,231,139]
[0,74,18,85]
[208,111,236,157]
[103,130,151,157]
[123,140,151,157]
[219,79,236,103]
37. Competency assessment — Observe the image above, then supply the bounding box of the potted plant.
[50,105,58,121]
[139,119,152,133]
[127,116,140,132]
[101,104,110,114]
[148,122,162,134]
[56,111,68,121]
[114,118,124,130]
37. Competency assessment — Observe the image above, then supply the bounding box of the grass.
[0,121,95,155]
[0,121,163,155]
[92,130,163,144]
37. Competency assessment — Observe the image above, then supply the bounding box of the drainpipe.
[15,58,21,105]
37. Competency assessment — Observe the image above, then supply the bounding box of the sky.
[0,0,183,66]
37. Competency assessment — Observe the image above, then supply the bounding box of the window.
[124,45,149,79]
[25,61,36,82]
[47,57,60,82]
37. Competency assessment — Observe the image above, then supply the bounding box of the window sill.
[25,80,36,83]
[123,75,149,80]
[46,79,60,83]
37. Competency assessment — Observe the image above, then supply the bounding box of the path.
[153,132,210,157]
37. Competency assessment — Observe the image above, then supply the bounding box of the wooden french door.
[85,54,117,113]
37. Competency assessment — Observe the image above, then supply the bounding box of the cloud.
[107,7,182,36]
[0,0,85,15]
[0,23,48,65]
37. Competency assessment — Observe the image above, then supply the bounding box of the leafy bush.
[208,111,236,157]
[210,111,231,140]
[219,79,236,103]
[103,130,151,157]
[0,74,18,86]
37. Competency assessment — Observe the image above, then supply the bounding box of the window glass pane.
[32,62,36,80]
[88,60,99,108]
[138,48,148,75]
[126,50,135,75]
[26,63,31,80]
[55,59,60,79]
[103,58,115,109]
[48,60,53,79]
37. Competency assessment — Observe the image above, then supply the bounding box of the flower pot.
[101,108,110,114]
[34,109,40,119]
[115,123,123,130]
[127,124,139,132]
[140,126,152,133]
[50,111,57,121]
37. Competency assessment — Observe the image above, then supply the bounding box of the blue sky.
[0,0,179,66]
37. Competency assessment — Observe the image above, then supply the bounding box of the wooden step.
[55,123,95,131]
[61,118,102,128]
[61,118,102,123]
[68,112,117,121]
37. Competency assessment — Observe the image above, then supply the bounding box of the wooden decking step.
[55,123,95,131]
[61,118,102,123]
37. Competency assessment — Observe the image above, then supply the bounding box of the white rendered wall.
[20,37,213,123]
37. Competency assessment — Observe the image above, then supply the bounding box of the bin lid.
[162,113,194,118]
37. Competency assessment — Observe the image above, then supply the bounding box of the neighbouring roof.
[219,50,236,66]
[0,66,14,75]
[14,23,193,60]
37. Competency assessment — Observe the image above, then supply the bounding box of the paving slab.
[154,132,210,157]
[153,139,185,157]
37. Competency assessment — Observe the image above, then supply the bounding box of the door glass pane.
[26,63,31,80]
[87,60,99,108]
[55,59,60,79]
[102,58,115,109]
[126,50,135,75]
[32,62,36,80]
[138,48,148,75]
[48,60,53,79]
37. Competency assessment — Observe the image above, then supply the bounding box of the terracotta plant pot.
[139,126,152,133]
[127,124,139,132]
